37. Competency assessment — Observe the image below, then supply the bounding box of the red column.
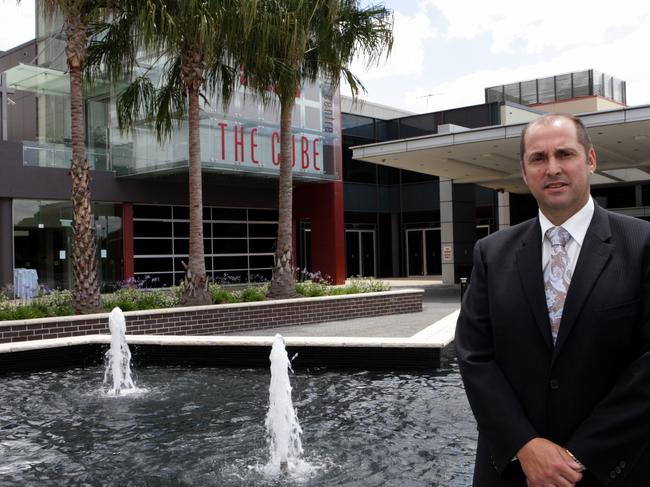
[122,203,134,280]
[294,180,346,284]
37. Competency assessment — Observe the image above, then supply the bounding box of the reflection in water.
[0,350,476,486]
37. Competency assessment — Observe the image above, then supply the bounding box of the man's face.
[521,117,596,225]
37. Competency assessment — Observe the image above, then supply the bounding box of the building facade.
[2,13,650,291]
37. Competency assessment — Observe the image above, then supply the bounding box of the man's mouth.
[544,181,568,189]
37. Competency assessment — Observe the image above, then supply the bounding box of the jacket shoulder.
[477,217,537,248]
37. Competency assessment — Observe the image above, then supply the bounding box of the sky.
[2,0,650,114]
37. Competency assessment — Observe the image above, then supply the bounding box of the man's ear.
[587,147,597,174]
[521,161,528,186]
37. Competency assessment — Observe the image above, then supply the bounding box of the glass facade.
[4,8,342,181]
[133,204,278,286]
[485,70,626,106]
[13,200,123,291]
[342,111,500,278]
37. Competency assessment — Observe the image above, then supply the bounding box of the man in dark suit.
[456,113,650,486]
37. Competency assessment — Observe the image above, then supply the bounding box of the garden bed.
[0,289,423,345]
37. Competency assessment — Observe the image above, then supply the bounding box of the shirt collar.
[538,196,594,246]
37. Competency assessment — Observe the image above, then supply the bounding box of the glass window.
[248,209,278,221]
[213,222,247,238]
[213,239,248,254]
[134,238,172,255]
[504,83,520,104]
[172,206,189,220]
[249,238,276,253]
[133,272,175,287]
[399,114,436,138]
[520,80,537,105]
[249,223,277,238]
[378,166,400,185]
[213,208,248,221]
[555,74,572,100]
[14,199,123,291]
[485,86,504,103]
[613,78,623,103]
[134,257,173,273]
[592,71,603,96]
[173,221,189,237]
[250,255,274,268]
[214,255,248,270]
[604,74,613,99]
[134,220,172,238]
[537,77,555,103]
[572,71,590,97]
[134,205,171,219]
[173,239,189,255]
[214,270,249,283]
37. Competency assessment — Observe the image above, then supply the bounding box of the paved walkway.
[229,278,462,338]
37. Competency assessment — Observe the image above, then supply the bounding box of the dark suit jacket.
[455,204,650,487]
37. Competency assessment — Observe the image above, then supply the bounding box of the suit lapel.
[552,205,613,361]
[515,219,554,350]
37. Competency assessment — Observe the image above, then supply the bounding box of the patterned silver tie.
[544,226,572,345]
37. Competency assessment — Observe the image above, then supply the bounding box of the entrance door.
[407,228,441,276]
[346,229,376,277]
[297,221,312,272]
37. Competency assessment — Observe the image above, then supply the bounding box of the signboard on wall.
[442,245,453,262]
[117,80,342,181]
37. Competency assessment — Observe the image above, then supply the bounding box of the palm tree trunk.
[180,85,211,305]
[268,94,298,299]
[66,16,101,314]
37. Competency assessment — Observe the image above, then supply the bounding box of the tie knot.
[546,226,571,247]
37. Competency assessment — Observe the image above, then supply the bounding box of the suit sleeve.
[455,240,539,473]
[565,258,650,485]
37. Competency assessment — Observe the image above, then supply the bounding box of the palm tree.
[87,0,257,306]
[35,0,110,313]
[240,0,393,299]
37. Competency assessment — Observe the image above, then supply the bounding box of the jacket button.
[619,460,626,468]
[615,466,622,474]
[549,379,560,390]
[610,471,617,479]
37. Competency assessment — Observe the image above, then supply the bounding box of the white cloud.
[0,0,35,51]
[347,7,437,82]
[399,19,650,114]
[425,0,650,54]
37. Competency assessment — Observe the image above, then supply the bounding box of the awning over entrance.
[352,105,650,194]
[4,63,111,97]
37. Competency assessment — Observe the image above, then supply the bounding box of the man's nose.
[546,157,562,175]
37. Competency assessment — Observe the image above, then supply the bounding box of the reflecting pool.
[0,351,476,486]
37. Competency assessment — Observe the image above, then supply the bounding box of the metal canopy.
[3,63,111,97]
[351,105,650,194]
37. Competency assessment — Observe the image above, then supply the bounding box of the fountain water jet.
[103,307,137,395]
[265,334,303,474]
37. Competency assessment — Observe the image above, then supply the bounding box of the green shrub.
[102,288,178,311]
[296,277,390,297]
[0,290,75,321]
[346,277,391,293]
[295,281,328,297]
[208,283,238,304]
[34,290,74,316]
[239,285,268,302]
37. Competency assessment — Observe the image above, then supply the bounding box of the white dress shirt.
[539,197,595,274]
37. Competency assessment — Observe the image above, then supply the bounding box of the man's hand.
[517,438,583,487]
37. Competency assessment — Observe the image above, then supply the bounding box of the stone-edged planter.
[0,289,423,345]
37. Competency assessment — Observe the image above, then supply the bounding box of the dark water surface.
[0,352,476,486]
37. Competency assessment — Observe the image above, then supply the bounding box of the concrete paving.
[229,278,462,338]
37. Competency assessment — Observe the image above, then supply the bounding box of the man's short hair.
[519,113,593,163]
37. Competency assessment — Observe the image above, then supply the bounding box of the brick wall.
[0,290,422,344]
